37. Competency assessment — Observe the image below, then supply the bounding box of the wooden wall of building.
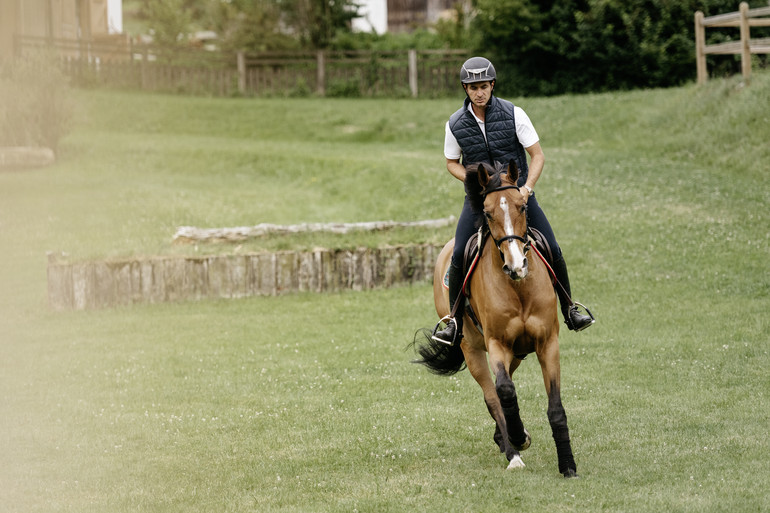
[387,0,460,33]
[0,0,110,59]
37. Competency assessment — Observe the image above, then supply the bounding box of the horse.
[412,161,578,478]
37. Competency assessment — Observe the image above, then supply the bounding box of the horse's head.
[466,161,530,281]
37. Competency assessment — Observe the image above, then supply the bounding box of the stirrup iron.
[571,301,596,332]
[431,315,458,346]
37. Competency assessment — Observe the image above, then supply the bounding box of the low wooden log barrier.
[47,244,442,311]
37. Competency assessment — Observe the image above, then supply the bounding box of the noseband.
[484,185,531,256]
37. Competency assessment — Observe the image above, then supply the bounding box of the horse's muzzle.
[503,260,528,281]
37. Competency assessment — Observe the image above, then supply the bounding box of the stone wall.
[47,244,442,311]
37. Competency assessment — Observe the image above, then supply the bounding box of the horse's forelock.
[465,162,513,215]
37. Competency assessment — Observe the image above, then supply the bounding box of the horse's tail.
[409,328,467,375]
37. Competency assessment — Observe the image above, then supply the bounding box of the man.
[432,56,594,345]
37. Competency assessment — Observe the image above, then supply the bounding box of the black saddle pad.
[443,231,483,289]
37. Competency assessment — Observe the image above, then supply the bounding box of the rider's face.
[464,81,494,107]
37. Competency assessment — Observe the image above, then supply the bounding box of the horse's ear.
[477,163,491,189]
[507,161,520,184]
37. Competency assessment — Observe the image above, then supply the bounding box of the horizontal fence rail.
[695,2,770,83]
[47,244,442,311]
[15,35,468,98]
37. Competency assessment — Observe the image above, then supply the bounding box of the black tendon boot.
[432,262,464,345]
[551,256,594,332]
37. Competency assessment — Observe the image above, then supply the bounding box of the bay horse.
[413,161,578,477]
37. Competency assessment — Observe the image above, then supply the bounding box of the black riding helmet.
[460,56,496,84]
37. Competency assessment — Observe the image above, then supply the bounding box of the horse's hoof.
[506,454,525,470]
[562,468,579,478]
[512,428,531,451]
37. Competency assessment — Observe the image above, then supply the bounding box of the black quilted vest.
[448,96,529,186]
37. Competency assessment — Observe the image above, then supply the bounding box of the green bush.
[0,50,74,151]
[473,0,770,96]
[288,76,313,97]
[326,77,362,97]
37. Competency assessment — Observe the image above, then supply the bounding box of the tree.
[207,0,298,52]
[141,0,193,48]
[471,0,770,96]
[282,0,361,49]
[138,0,362,51]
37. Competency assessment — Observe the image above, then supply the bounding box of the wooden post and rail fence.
[695,2,770,84]
[13,35,466,98]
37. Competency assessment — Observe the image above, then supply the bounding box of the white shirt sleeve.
[514,106,539,148]
[444,121,462,160]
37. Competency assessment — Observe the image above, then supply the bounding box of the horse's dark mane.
[464,161,513,215]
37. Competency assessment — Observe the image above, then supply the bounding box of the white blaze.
[499,197,527,275]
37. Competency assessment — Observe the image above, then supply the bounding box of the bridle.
[483,185,531,258]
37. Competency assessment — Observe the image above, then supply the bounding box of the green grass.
[1,73,769,512]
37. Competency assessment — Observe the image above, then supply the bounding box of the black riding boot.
[551,255,594,332]
[432,262,464,345]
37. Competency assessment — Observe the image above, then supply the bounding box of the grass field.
[1,72,769,512]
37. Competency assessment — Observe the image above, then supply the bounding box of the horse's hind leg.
[538,341,578,478]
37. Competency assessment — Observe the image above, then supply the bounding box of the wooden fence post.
[408,49,418,98]
[317,50,325,96]
[695,11,707,84]
[739,1,752,83]
[140,45,148,90]
[237,51,246,94]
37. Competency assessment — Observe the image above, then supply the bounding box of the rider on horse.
[433,56,595,345]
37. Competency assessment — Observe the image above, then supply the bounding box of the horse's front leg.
[505,357,531,451]
[537,338,578,478]
[464,343,523,468]
[492,358,530,445]
[491,361,531,467]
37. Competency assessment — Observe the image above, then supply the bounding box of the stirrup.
[431,315,459,346]
[570,301,596,332]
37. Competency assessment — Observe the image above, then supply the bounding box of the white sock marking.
[507,454,526,470]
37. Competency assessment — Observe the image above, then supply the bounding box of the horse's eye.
[519,205,527,214]
[484,211,492,220]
